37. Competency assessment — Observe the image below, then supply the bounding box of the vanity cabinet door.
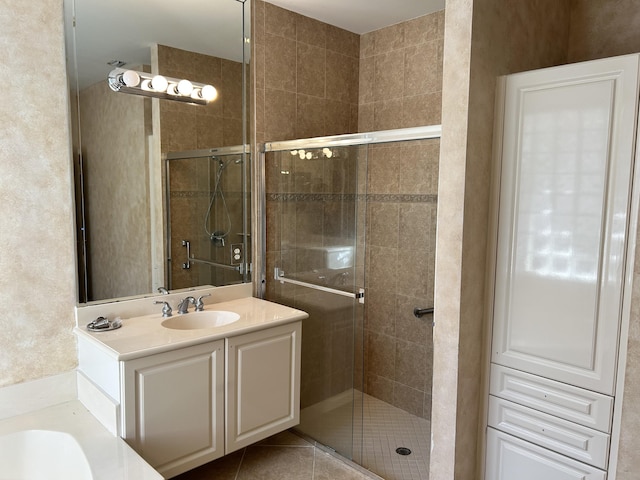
[122,340,225,479]
[491,54,640,395]
[225,321,302,453]
[486,428,606,480]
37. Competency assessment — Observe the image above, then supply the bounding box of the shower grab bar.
[274,267,364,304]
[181,240,241,272]
[413,307,434,318]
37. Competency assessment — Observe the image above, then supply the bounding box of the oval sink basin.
[161,310,240,330]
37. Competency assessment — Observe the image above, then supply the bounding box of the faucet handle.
[154,301,173,317]
[195,294,211,311]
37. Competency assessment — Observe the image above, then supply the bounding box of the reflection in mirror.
[65,0,251,304]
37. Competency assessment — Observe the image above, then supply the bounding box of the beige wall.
[4,1,640,479]
[567,2,640,478]
[79,80,152,301]
[359,11,443,420]
[432,0,571,478]
[0,0,78,386]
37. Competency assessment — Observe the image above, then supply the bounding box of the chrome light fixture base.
[108,68,218,106]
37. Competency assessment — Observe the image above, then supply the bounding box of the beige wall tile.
[264,2,297,39]
[325,24,360,58]
[326,51,358,104]
[297,43,326,98]
[296,15,327,48]
[265,34,297,92]
[296,94,325,139]
[374,51,405,101]
[324,99,353,136]
[265,88,297,140]
[374,23,405,55]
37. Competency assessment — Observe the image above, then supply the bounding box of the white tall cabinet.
[486,54,640,479]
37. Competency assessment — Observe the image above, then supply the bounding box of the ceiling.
[267,0,445,34]
[66,0,445,89]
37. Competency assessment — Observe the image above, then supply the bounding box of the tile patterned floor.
[174,393,429,480]
[298,392,430,480]
[173,430,374,480]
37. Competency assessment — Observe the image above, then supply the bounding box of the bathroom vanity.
[75,294,307,478]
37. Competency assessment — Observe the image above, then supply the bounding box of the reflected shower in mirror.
[65,0,251,304]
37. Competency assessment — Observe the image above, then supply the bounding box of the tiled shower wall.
[253,0,360,143]
[259,0,444,420]
[158,45,246,289]
[360,11,444,420]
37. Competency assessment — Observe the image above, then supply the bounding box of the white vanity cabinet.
[122,340,225,478]
[486,53,640,479]
[76,309,304,479]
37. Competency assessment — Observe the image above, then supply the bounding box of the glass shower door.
[264,144,367,461]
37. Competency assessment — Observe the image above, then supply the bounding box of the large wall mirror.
[65,0,251,304]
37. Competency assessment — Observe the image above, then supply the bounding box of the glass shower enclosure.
[261,126,440,480]
[166,145,251,290]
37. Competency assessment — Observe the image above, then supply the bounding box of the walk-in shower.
[166,145,251,290]
[260,125,440,480]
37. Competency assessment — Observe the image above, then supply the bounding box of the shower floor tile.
[299,391,430,480]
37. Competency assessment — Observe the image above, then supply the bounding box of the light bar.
[108,68,218,105]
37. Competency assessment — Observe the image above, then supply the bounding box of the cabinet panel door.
[486,428,606,480]
[123,341,224,478]
[492,55,640,395]
[226,321,301,453]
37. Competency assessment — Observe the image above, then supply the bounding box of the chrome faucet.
[195,294,211,311]
[157,286,170,294]
[177,296,196,314]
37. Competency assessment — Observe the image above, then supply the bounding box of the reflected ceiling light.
[108,68,218,106]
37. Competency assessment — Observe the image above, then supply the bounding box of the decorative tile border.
[170,190,245,198]
[267,192,437,204]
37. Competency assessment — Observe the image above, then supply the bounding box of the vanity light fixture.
[108,68,218,105]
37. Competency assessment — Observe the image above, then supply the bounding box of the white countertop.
[75,297,308,361]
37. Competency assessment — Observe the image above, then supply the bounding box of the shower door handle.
[274,267,365,304]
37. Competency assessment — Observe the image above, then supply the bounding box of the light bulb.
[167,83,179,95]
[306,152,313,160]
[200,85,218,101]
[122,70,140,87]
[150,75,168,92]
[290,150,298,156]
[177,79,193,96]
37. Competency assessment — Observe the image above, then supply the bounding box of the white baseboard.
[77,371,120,436]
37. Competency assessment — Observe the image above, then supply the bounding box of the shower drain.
[395,447,412,456]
